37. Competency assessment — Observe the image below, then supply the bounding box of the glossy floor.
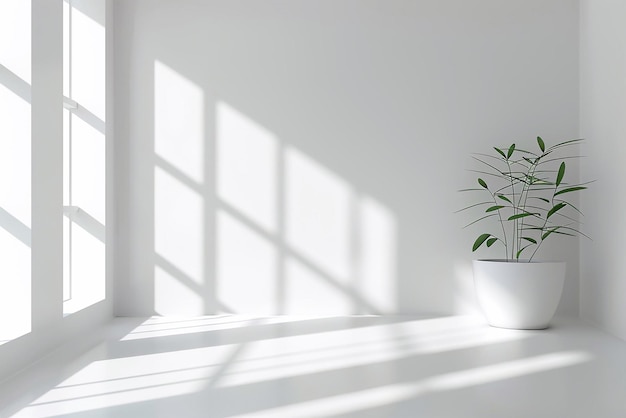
[1,315,625,417]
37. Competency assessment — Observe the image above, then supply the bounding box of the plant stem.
[506,159,516,260]
[489,190,509,261]
[518,156,542,260]
[528,164,558,262]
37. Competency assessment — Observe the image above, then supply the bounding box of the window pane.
[0,0,31,342]
[63,0,106,315]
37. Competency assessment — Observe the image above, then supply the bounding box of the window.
[0,0,32,343]
[63,0,106,315]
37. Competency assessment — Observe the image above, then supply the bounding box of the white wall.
[0,0,113,382]
[115,0,581,316]
[580,0,626,339]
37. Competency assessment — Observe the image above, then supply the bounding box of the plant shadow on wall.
[148,60,399,315]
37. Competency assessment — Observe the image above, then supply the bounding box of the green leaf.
[458,188,484,192]
[472,233,491,252]
[558,226,592,240]
[554,186,587,196]
[497,194,512,204]
[525,204,552,213]
[494,147,506,159]
[542,227,561,240]
[556,162,565,187]
[467,169,510,179]
[547,202,567,219]
[486,237,498,247]
[517,245,531,259]
[454,201,493,213]
[478,178,488,189]
[512,147,538,155]
[507,143,516,159]
[525,174,552,185]
[508,212,536,221]
[463,213,498,229]
[547,138,583,151]
[537,136,545,152]
[522,237,537,244]
[471,158,503,176]
[486,205,505,212]
[522,226,543,231]
[551,230,576,237]
[555,199,583,215]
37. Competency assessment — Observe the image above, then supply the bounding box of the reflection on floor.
[1,315,626,417]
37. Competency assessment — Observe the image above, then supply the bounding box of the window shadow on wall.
[150,60,398,315]
[113,0,472,317]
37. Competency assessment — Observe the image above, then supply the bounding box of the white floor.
[1,315,626,418]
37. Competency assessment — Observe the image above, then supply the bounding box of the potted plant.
[459,136,589,329]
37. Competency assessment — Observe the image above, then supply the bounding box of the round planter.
[472,259,566,330]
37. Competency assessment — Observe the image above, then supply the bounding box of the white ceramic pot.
[472,259,566,330]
